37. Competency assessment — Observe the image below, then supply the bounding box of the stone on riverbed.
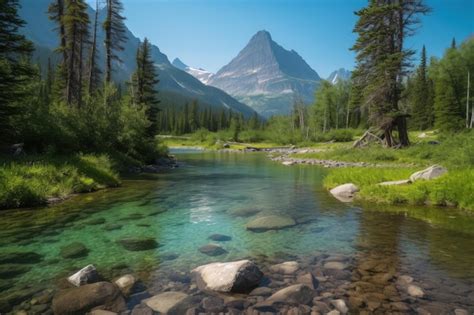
[52,281,126,314]
[198,244,227,256]
[329,183,359,202]
[324,261,347,270]
[60,242,89,259]
[68,264,99,286]
[331,299,349,314]
[0,251,43,264]
[407,284,424,298]
[116,237,158,251]
[144,291,188,314]
[114,274,136,295]
[410,165,447,182]
[192,260,263,293]
[266,284,313,305]
[246,215,296,232]
[208,234,232,242]
[269,261,300,275]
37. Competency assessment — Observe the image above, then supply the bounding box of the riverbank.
[0,153,178,210]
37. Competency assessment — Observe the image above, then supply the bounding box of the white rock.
[378,179,411,186]
[407,284,424,298]
[454,309,469,315]
[331,299,348,314]
[409,165,447,182]
[329,183,359,202]
[67,264,99,287]
[114,274,136,295]
[327,310,341,315]
[270,261,300,275]
[282,160,296,166]
[145,291,188,313]
[397,275,413,285]
[192,260,262,293]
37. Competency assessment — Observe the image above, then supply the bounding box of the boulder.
[114,274,136,295]
[68,264,99,287]
[409,165,447,182]
[144,292,188,314]
[198,244,227,256]
[60,242,89,259]
[246,215,296,232]
[117,238,158,251]
[269,261,300,275]
[52,282,126,315]
[329,183,359,202]
[208,234,232,242]
[266,284,313,305]
[378,179,411,186]
[192,260,263,293]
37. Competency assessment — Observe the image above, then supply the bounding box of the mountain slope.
[327,68,351,84]
[172,58,215,84]
[18,0,256,117]
[208,30,321,117]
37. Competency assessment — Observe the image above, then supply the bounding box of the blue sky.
[88,0,473,78]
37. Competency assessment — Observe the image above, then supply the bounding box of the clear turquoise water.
[1,149,474,303]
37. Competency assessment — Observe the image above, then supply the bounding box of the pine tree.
[131,38,160,136]
[87,0,101,95]
[410,45,434,130]
[351,0,430,147]
[104,0,126,83]
[0,0,34,143]
[48,0,67,63]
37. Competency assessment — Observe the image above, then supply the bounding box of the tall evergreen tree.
[351,0,430,147]
[131,38,160,136]
[104,0,126,84]
[410,45,434,130]
[0,0,34,143]
[87,0,101,95]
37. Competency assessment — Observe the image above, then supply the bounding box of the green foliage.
[0,154,120,209]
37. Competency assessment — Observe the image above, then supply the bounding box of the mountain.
[327,68,351,84]
[208,30,321,117]
[172,58,215,85]
[18,0,256,117]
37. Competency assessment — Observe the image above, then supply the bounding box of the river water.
[1,149,473,313]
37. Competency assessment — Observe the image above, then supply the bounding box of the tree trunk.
[467,71,470,128]
[105,0,112,84]
[66,23,77,106]
[396,116,410,147]
[88,0,99,95]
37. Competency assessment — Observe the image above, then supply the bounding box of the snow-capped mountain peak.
[172,58,215,85]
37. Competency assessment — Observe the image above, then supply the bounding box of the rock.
[249,287,273,296]
[246,215,296,232]
[116,238,158,251]
[68,264,99,287]
[0,251,43,264]
[331,299,348,314]
[397,275,413,285]
[52,282,126,315]
[90,311,118,315]
[131,304,154,315]
[409,165,447,182]
[60,242,89,259]
[144,292,188,314]
[198,244,227,256]
[208,234,232,242]
[323,261,347,270]
[202,297,224,312]
[407,284,424,298]
[270,261,300,275]
[192,260,263,293]
[114,274,136,295]
[266,284,313,305]
[378,179,411,186]
[296,272,319,290]
[223,143,230,148]
[282,160,296,166]
[327,311,341,315]
[454,309,469,315]
[329,183,359,202]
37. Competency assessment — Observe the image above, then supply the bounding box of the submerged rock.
[407,284,424,298]
[0,251,43,264]
[266,284,313,305]
[246,215,296,232]
[52,281,126,315]
[60,242,89,259]
[331,299,349,314]
[329,183,359,202]
[410,165,447,182]
[68,264,99,286]
[117,238,158,251]
[115,274,136,295]
[198,244,228,256]
[144,291,189,314]
[269,261,300,275]
[208,234,232,242]
[192,260,263,293]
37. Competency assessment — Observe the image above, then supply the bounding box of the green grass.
[0,154,120,209]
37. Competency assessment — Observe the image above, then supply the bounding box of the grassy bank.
[0,154,120,209]
[316,132,474,211]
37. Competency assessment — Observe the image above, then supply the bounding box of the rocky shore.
[3,246,473,315]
